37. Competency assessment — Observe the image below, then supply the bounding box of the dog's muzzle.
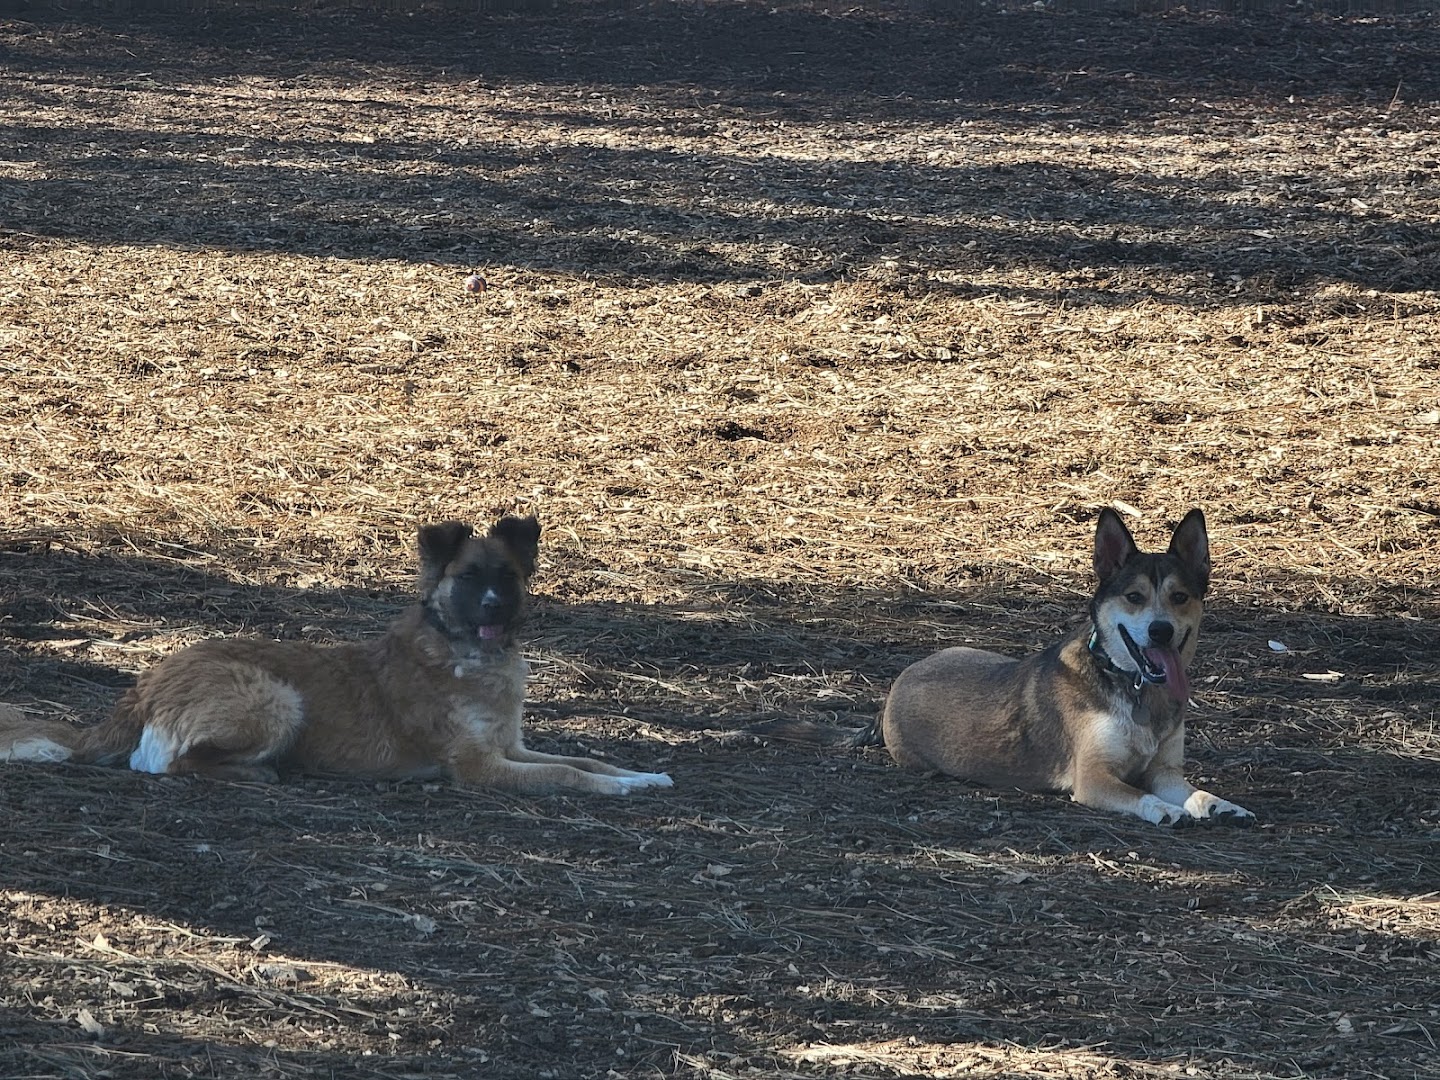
[1117,625,1168,685]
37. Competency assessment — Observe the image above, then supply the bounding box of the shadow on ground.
[2,5,1436,293]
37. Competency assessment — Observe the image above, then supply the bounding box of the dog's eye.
[1172,591,1190,605]
[1124,591,1145,605]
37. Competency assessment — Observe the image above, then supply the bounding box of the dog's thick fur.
[0,517,672,797]
[752,509,1252,826]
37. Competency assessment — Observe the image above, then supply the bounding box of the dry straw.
[2,4,1438,1077]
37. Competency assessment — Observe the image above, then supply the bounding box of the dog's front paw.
[1208,800,1255,826]
[1137,794,1190,827]
[1185,790,1255,825]
[613,771,673,794]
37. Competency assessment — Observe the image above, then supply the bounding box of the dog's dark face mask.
[417,516,541,648]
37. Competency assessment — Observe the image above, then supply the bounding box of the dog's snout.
[477,588,503,613]
[1148,621,1174,646]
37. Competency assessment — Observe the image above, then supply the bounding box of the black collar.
[1087,628,1148,694]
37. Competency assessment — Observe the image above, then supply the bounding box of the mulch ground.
[1,2,1437,1077]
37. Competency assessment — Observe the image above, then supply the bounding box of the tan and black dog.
[0,516,673,797]
[753,509,1252,826]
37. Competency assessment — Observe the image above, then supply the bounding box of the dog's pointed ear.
[417,521,473,591]
[1168,508,1210,596]
[1093,508,1139,582]
[489,515,541,578]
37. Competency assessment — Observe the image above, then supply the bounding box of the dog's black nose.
[1148,621,1174,646]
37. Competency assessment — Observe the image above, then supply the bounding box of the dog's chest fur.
[446,653,527,735]
[387,616,526,736]
[1084,680,1184,782]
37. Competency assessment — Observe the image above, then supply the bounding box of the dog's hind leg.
[130,667,303,782]
[166,745,282,784]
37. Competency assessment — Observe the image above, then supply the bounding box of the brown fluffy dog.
[0,517,673,797]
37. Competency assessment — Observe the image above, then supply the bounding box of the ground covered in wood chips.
[2,3,1438,1077]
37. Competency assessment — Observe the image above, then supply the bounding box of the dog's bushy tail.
[0,696,145,767]
[744,715,885,749]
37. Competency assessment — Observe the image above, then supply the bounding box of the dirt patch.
[2,4,1438,1078]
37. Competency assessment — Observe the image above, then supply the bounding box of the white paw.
[1185,790,1255,824]
[1208,799,1255,825]
[601,771,673,795]
[1137,794,1189,826]
[615,771,673,793]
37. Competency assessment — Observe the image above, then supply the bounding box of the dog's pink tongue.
[477,625,503,641]
[1143,647,1190,701]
